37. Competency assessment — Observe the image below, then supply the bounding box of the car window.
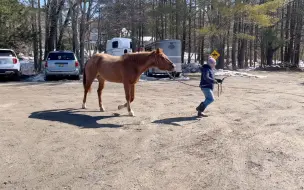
[0,50,15,57]
[48,53,75,60]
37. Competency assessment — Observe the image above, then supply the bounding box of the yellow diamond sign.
[211,50,220,60]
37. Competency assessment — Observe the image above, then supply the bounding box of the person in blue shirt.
[196,56,218,117]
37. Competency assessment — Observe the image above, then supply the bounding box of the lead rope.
[166,71,199,88]
[166,71,230,97]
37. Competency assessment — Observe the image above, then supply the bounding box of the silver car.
[45,51,80,80]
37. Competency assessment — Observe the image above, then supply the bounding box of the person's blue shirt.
[200,64,215,90]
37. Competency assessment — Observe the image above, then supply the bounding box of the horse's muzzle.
[170,64,176,71]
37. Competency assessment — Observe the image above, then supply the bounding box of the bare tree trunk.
[254,25,258,67]
[244,25,248,68]
[231,18,237,70]
[249,24,253,67]
[71,1,79,59]
[187,0,192,64]
[175,0,179,39]
[287,1,296,65]
[284,3,291,63]
[200,2,205,65]
[79,0,87,72]
[46,0,65,56]
[226,26,230,69]
[31,0,39,71]
[160,0,164,39]
[294,0,303,66]
[38,0,43,71]
[181,0,187,63]
[44,0,50,60]
[280,7,284,63]
[57,7,72,50]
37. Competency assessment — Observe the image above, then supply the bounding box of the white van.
[106,38,132,56]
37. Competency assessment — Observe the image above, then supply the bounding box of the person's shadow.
[152,116,199,126]
[29,108,121,128]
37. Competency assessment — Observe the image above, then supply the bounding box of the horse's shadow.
[29,108,121,128]
[152,116,199,126]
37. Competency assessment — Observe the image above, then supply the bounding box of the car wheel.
[174,72,181,78]
[147,71,153,77]
[74,75,80,80]
[45,75,51,81]
[12,72,21,81]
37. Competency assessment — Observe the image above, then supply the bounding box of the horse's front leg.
[122,83,134,116]
[97,78,105,112]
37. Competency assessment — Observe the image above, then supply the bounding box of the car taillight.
[75,61,79,67]
[13,58,18,64]
[45,61,48,67]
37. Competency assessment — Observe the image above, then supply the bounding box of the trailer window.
[130,42,133,49]
[112,41,118,48]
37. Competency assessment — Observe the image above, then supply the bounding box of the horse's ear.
[156,48,163,54]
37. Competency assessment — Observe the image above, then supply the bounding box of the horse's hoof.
[82,103,86,109]
[128,110,135,117]
[100,107,105,112]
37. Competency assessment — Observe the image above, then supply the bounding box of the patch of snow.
[24,73,45,82]
[300,60,304,68]
[182,62,203,73]
[215,69,267,78]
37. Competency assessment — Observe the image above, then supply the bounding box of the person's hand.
[215,78,222,83]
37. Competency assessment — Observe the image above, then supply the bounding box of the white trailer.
[106,38,133,56]
[144,39,182,77]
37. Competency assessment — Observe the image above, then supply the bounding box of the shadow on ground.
[29,108,121,128]
[153,116,199,126]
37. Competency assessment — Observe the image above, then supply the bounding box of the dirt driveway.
[0,72,304,190]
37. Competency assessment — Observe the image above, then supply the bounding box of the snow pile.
[215,69,267,78]
[24,73,45,82]
[300,60,304,68]
[182,63,202,73]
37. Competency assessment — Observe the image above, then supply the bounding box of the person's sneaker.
[197,112,208,118]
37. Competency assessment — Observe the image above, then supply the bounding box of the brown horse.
[82,48,175,116]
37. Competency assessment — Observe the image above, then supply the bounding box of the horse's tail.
[82,61,91,92]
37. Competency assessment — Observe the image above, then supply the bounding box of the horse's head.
[151,48,175,71]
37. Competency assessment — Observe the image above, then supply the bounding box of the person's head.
[208,56,216,69]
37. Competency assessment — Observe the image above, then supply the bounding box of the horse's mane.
[122,51,154,62]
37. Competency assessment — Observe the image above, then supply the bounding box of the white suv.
[0,49,21,80]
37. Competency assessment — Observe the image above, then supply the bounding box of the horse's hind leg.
[118,103,127,110]
[97,77,105,112]
[82,75,95,109]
